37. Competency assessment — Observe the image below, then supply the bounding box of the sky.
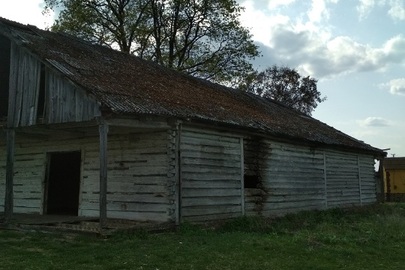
[0,0,404,157]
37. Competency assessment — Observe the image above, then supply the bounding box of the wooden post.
[357,156,363,206]
[4,129,15,223]
[240,138,245,216]
[175,123,182,225]
[99,121,108,228]
[323,152,328,209]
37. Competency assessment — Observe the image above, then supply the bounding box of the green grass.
[1,203,405,270]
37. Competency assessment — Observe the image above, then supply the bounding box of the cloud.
[240,1,405,79]
[307,0,336,23]
[357,0,405,21]
[359,117,391,127]
[388,0,405,20]
[381,78,405,96]
[267,0,296,10]
[357,0,376,19]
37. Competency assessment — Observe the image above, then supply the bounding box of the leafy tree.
[240,66,325,115]
[43,0,259,84]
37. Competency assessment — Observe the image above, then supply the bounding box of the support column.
[357,156,363,206]
[323,152,328,209]
[4,129,15,223]
[240,138,245,216]
[175,122,182,225]
[99,120,108,228]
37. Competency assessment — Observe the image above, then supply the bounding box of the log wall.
[180,129,243,222]
[0,124,378,222]
[244,138,377,217]
[0,129,173,222]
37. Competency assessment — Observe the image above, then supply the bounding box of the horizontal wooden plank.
[182,173,241,181]
[80,209,170,222]
[180,151,241,161]
[182,157,240,168]
[181,144,241,155]
[182,205,242,217]
[181,166,240,175]
[182,180,241,189]
[81,201,169,212]
[81,193,168,204]
[182,196,241,207]
[262,201,325,211]
[182,188,241,197]
[182,136,240,148]
[182,212,240,222]
[181,130,240,143]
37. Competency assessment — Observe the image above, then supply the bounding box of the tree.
[240,66,325,115]
[43,0,259,84]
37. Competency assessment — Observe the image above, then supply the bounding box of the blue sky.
[0,0,404,156]
[237,0,405,157]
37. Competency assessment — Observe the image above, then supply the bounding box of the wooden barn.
[383,157,405,201]
[0,17,385,227]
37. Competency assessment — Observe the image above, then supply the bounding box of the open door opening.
[45,152,81,216]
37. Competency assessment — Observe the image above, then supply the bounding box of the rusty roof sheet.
[0,17,383,154]
[384,158,405,170]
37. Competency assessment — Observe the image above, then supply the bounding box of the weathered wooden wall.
[244,139,325,216]
[45,69,100,124]
[358,155,377,203]
[244,138,377,217]
[0,123,378,222]
[325,150,360,207]
[0,136,5,212]
[0,129,174,222]
[80,130,172,221]
[7,43,100,128]
[180,129,243,222]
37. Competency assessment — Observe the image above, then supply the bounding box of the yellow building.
[384,157,405,201]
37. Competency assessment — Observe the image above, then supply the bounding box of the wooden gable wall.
[5,40,101,128]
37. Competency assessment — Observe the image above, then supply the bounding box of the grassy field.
[1,203,404,270]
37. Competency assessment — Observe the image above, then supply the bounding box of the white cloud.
[359,117,391,127]
[357,0,376,19]
[241,0,405,79]
[388,0,405,20]
[381,78,405,96]
[357,0,405,21]
[267,0,296,10]
[307,0,334,23]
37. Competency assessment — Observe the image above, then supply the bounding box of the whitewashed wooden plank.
[182,205,242,217]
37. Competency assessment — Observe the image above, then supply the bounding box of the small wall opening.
[0,34,10,119]
[244,175,260,188]
[244,136,270,214]
[45,151,81,216]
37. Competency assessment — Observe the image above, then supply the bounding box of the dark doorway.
[45,152,81,215]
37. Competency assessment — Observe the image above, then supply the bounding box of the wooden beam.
[4,129,15,223]
[98,120,109,228]
[106,118,170,129]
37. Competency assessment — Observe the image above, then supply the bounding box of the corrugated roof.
[0,17,383,154]
[384,158,405,170]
